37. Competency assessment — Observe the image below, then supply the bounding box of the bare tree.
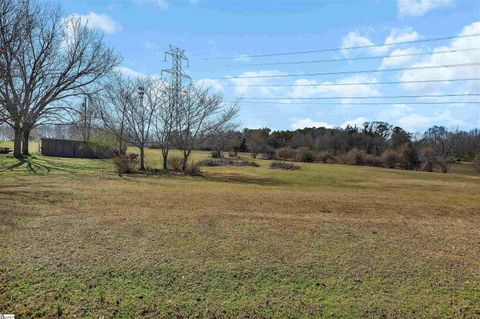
[0,0,119,157]
[100,75,159,170]
[175,85,238,172]
[153,82,174,172]
[424,126,454,173]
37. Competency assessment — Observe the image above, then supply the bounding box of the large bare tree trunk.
[139,145,145,171]
[13,126,22,158]
[22,128,31,155]
[162,149,169,172]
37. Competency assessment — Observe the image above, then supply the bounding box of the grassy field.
[0,142,479,318]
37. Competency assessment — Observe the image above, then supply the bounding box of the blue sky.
[61,0,480,132]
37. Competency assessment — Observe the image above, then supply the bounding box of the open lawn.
[0,145,479,318]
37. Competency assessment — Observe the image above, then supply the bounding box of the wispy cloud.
[397,0,453,17]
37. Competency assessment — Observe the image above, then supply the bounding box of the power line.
[240,93,480,100]
[227,77,480,87]
[211,62,480,79]
[225,48,480,68]
[234,101,479,105]
[207,33,480,60]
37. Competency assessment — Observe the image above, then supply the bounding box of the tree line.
[200,123,480,173]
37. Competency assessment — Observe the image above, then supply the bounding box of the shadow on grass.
[0,155,79,174]
[203,171,283,186]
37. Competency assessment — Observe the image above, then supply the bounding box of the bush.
[228,151,238,157]
[200,158,259,167]
[270,161,301,170]
[262,145,276,160]
[316,151,341,164]
[342,148,367,165]
[276,147,297,161]
[419,146,436,172]
[380,149,398,168]
[185,161,202,176]
[168,155,183,172]
[211,150,224,158]
[295,147,315,163]
[364,154,381,167]
[112,153,139,176]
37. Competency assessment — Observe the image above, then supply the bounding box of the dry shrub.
[168,155,183,172]
[295,147,315,163]
[364,154,381,167]
[200,158,259,167]
[185,161,202,176]
[420,146,435,172]
[276,147,297,161]
[270,161,301,170]
[342,148,367,165]
[112,153,139,176]
[381,149,398,168]
[316,152,340,164]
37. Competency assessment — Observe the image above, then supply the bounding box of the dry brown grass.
[0,150,479,318]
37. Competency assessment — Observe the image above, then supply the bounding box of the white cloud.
[65,12,122,34]
[115,66,146,78]
[341,31,375,55]
[136,0,169,10]
[380,47,420,69]
[230,70,286,96]
[399,21,480,95]
[396,109,466,131]
[379,104,414,120]
[291,117,368,130]
[378,104,467,131]
[288,75,381,103]
[291,118,334,129]
[341,117,369,128]
[195,78,223,92]
[341,28,420,56]
[398,0,453,17]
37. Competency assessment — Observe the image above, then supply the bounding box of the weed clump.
[270,161,301,170]
[200,158,259,167]
[112,153,139,176]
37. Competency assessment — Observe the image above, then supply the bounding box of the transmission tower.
[161,45,191,113]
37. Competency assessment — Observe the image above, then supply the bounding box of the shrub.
[262,145,276,160]
[200,158,259,167]
[316,152,340,164]
[168,155,183,172]
[295,147,315,163]
[276,147,297,161]
[380,149,398,168]
[364,154,381,167]
[185,161,202,176]
[211,150,224,158]
[419,146,436,172]
[270,161,301,170]
[112,153,139,176]
[342,148,367,165]
[228,151,238,157]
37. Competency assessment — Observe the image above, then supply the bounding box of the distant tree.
[390,126,411,149]
[424,126,454,173]
[244,128,270,158]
